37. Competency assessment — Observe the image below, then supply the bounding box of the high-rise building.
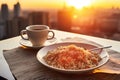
[1,3,9,21]
[14,2,21,17]
[0,3,9,39]
[5,16,28,38]
[57,8,73,31]
[0,22,6,39]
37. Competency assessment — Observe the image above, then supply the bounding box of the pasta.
[43,44,101,70]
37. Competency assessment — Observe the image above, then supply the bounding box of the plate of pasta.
[36,42,109,73]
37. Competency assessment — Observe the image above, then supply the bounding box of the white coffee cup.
[20,25,55,46]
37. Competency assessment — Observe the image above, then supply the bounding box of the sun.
[66,0,92,9]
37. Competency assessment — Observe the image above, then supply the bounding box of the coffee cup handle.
[20,30,29,40]
[47,30,55,40]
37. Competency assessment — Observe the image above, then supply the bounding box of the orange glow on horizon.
[0,0,120,10]
[20,1,64,10]
[66,0,93,9]
[0,0,65,10]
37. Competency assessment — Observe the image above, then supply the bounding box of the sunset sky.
[0,0,120,10]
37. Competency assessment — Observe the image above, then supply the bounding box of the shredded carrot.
[43,44,101,70]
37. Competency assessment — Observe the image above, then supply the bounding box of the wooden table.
[1,30,120,80]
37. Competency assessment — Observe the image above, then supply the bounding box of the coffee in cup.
[20,25,55,46]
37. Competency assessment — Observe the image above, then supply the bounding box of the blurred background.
[0,0,120,41]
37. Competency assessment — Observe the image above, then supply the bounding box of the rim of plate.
[36,42,109,73]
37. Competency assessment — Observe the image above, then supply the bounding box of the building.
[1,3,9,21]
[14,2,21,18]
[57,8,73,31]
[0,3,9,39]
[5,16,28,38]
[0,2,28,39]
[28,11,50,26]
[0,22,6,39]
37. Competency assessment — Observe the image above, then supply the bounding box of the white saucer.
[19,37,57,48]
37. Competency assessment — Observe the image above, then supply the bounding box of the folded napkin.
[0,50,15,80]
[61,37,120,74]
[94,49,120,74]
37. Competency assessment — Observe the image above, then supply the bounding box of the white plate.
[19,37,57,48]
[36,42,109,74]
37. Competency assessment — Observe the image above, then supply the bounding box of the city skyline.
[0,0,120,41]
[0,0,120,10]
